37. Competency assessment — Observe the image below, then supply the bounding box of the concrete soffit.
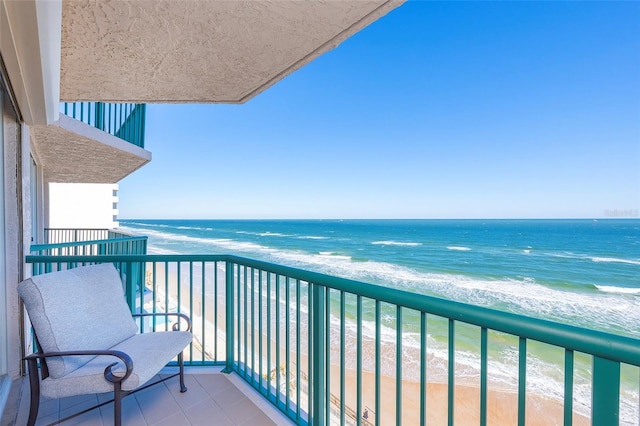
[30,114,151,184]
[60,0,405,103]
[0,0,61,125]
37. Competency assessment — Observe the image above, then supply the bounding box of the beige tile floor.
[7,369,293,425]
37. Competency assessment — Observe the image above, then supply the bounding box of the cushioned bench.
[18,263,193,426]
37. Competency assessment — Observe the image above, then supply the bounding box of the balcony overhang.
[30,114,151,183]
[60,0,404,103]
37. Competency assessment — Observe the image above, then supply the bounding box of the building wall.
[48,183,119,229]
[0,1,108,419]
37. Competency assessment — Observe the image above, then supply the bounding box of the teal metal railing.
[61,102,146,148]
[31,232,148,298]
[30,237,147,258]
[43,228,140,245]
[24,254,640,426]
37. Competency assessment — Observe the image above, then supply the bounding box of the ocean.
[119,219,640,421]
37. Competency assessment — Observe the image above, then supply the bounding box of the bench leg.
[25,358,40,426]
[114,382,123,426]
[179,351,187,393]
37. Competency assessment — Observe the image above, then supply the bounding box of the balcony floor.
[6,368,292,425]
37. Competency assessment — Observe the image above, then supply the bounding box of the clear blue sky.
[119,1,640,220]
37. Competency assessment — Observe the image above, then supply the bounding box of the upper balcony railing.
[24,254,640,426]
[32,229,147,283]
[43,228,141,245]
[30,237,147,259]
[61,102,146,148]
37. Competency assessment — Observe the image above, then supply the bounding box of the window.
[0,77,6,380]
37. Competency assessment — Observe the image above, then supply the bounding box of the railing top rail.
[45,228,141,237]
[108,230,145,238]
[25,254,224,263]
[25,253,640,367]
[30,236,148,252]
[45,228,110,231]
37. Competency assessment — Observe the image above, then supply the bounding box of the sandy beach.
[144,261,590,425]
[329,362,589,425]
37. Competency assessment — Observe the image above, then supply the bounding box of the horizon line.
[118,217,640,221]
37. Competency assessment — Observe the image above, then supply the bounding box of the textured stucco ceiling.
[30,115,151,183]
[60,0,404,103]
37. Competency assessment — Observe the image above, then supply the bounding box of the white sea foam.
[236,231,292,237]
[131,227,270,254]
[146,246,179,255]
[550,252,640,266]
[371,241,422,247]
[331,262,640,338]
[549,252,576,260]
[315,252,352,261]
[595,285,640,295]
[237,230,324,239]
[258,232,292,237]
[133,226,640,338]
[591,256,640,265]
[447,246,471,251]
[122,222,170,229]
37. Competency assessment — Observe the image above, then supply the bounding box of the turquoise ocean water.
[120,219,639,420]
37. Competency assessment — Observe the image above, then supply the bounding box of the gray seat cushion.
[18,264,139,378]
[40,330,193,398]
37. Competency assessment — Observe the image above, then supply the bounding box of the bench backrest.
[18,263,138,378]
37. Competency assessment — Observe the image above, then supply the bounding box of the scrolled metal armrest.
[24,350,133,383]
[132,312,192,331]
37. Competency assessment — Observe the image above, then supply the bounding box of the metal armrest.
[24,350,133,383]
[132,312,192,331]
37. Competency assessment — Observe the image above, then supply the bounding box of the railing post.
[124,261,135,313]
[95,102,105,130]
[139,104,146,148]
[592,356,620,425]
[223,260,235,373]
[310,283,326,426]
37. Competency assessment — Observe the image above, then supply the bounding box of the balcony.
[19,249,640,426]
[29,102,151,184]
[8,369,289,425]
